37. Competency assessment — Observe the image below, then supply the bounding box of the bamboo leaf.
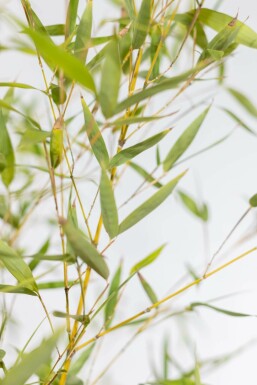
[60,218,109,279]
[1,332,60,385]
[130,244,166,274]
[0,284,37,296]
[178,191,208,221]
[81,97,109,168]
[53,311,90,325]
[69,345,95,376]
[109,130,170,168]
[132,0,152,49]
[104,263,122,328]
[163,107,210,172]
[25,28,96,93]
[119,170,186,234]
[138,272,158,305]
[99,38,121,118]
[19,128,50,148]
[249,193,257,208]
[100,169,119,239]
[74,0,92,62]
[66,0,79,37]
[0,110,15,186]
[227,88,257,118]
[188,302,257,317]
[111,113,171,126]
[221,107,257,136]
[124,0,136,20]
[129,161,163,188]
[0,241,38,293]
[197,8,257,49]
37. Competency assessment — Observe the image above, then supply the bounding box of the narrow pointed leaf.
[66,0,79,37]
[0,284,37,296]
[74,0,92,62]
[178,191,208,221]
[104,264,122,328]
[110,130,170,168]
[1,332,60,385]
[19,128,50,147]
[129,161,163,188]
[81,97,109,168]
[132,0,152,49]
[119,170,186,234]
[124,0,136,20]
[100,169,119,239]
[0,110,15,186]
[221,107,257,136]
[25,28,96,93]
[0,240,38,293]
[138,272,158,304]
[130,244,166,274]
[60,218,109,279]
[188,302,257,317]
[163,107,210,172]
[99,38,121,118]
[227,88,257,118]
[69,345,95,376]
[53,311,90,325]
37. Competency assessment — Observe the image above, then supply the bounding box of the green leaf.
[69,345,95,376]
[0,284,37,296]
[19,128,50,148]
[163,107,210,172]
[50,84,67,105]
[100,169,119,239]
[119,170,186,234]
[74,0,92,62]
[114,67,202,115]
[132,0,152,49]
[138,272,158,304]
[0,110,15,186]
[188,302,256,317]
[227,88,257,118]
[25,28,96,93]
[0,153,7,172]
[66,0,79,37]
[0,82,41,91]
[110,130,170,168]
[99,38,121,118]
[221,107,257,136]
[249,193,257,208]
[60,218,109,279]
[197,8,257,49]
[0,240,38,293]
[130,244,166,274]
[104,263,122,328]
[111,114,170,126]
[178,191,208,221]
[129,161,163,188]
[1,332,60,385]
[124,0,136,20]
[206,49,224,60]
[81,97,109,168]
[53,311,90,325]
[67,198,78,258]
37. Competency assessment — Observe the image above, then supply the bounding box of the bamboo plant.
[1,0,257,384]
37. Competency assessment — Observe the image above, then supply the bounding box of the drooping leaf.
[119,170,186,234]
[110,130,170,168]
[104,263,122,328]
[227,88,257,118]
[197,8,257,49]
[25,28,96,93]
[178,191,208,221]
[163,107,210,172]
[129,161,163,188]
[81,97,109,168]
[130,244,166,274]
[138,272,158,304]
[60,218,109,279]
[0,110,15,186]
[132,0,152,49]
[188,302,257,317]
[74,0,92,62]
[1,332,60,385]
[221,108,257,136]
[0,284,37,296]
[99,38,121,118]
[0,240,38,293]
[100,169,119,239]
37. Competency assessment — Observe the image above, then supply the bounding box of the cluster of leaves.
[0,0,257,384]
